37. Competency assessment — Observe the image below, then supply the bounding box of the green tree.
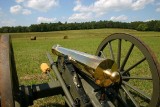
[154,21,160,31]
[137,23,148,31]
[130,21,143,29]
[147,20,157,31]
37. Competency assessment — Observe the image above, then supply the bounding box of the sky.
[0,0,160,27]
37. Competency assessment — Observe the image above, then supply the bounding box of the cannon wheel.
[0,35,20,106]
[95,33,160,107]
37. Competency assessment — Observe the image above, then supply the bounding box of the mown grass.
[7,28,160,106]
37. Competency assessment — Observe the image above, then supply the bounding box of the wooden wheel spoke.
[117,39,121,68]
[108,42,115,60]
[122,76,152,80]
[121,85,140,107]
[100,51,106,58]
[122,81,151,101]
[118,88,129,107]
[122,57,146,75]
[120,44,134,71]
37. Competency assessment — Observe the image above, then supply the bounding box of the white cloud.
[72,0,155,18]
[73,0,132,14]
[110,15,128,21]
[11,0,59,15]
[69,0,155,22]
[94,0,132,12]
[73,1,93,12]
[27,0,58,12]
[10,5,22,14]
[132,0,154,10]
[22,9,31,15]
[10,5,31,15]
[37,17,57,23]
[16,0,24,3]
[68,12,93,22]
[156,7,160,12]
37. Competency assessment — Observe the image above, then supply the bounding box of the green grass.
[8,28,160,106]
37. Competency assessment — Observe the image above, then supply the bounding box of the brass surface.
[52,45,120,87]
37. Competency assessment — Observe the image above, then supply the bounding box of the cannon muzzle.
[52,45,120,87]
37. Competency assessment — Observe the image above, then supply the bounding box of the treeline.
[0,20,160,33]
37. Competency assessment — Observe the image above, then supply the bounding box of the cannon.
[0,33,160,107]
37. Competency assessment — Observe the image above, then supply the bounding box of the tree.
[136,23,148,31]
[154,21,160,31]
[1,20,160,33]
[147,20,157,31]
[130,21,143,29]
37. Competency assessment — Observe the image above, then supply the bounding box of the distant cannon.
[0,33,160,107]
[30,36,36,40]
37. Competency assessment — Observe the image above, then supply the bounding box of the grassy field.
[2,28,160,106]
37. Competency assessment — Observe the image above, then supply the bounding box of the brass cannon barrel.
[52,45,120,87]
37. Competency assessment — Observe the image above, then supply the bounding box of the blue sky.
[0,0,160,27]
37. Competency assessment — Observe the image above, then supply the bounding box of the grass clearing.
[8,28,160,106]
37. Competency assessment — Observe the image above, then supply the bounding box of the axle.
[52,44,120,87]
